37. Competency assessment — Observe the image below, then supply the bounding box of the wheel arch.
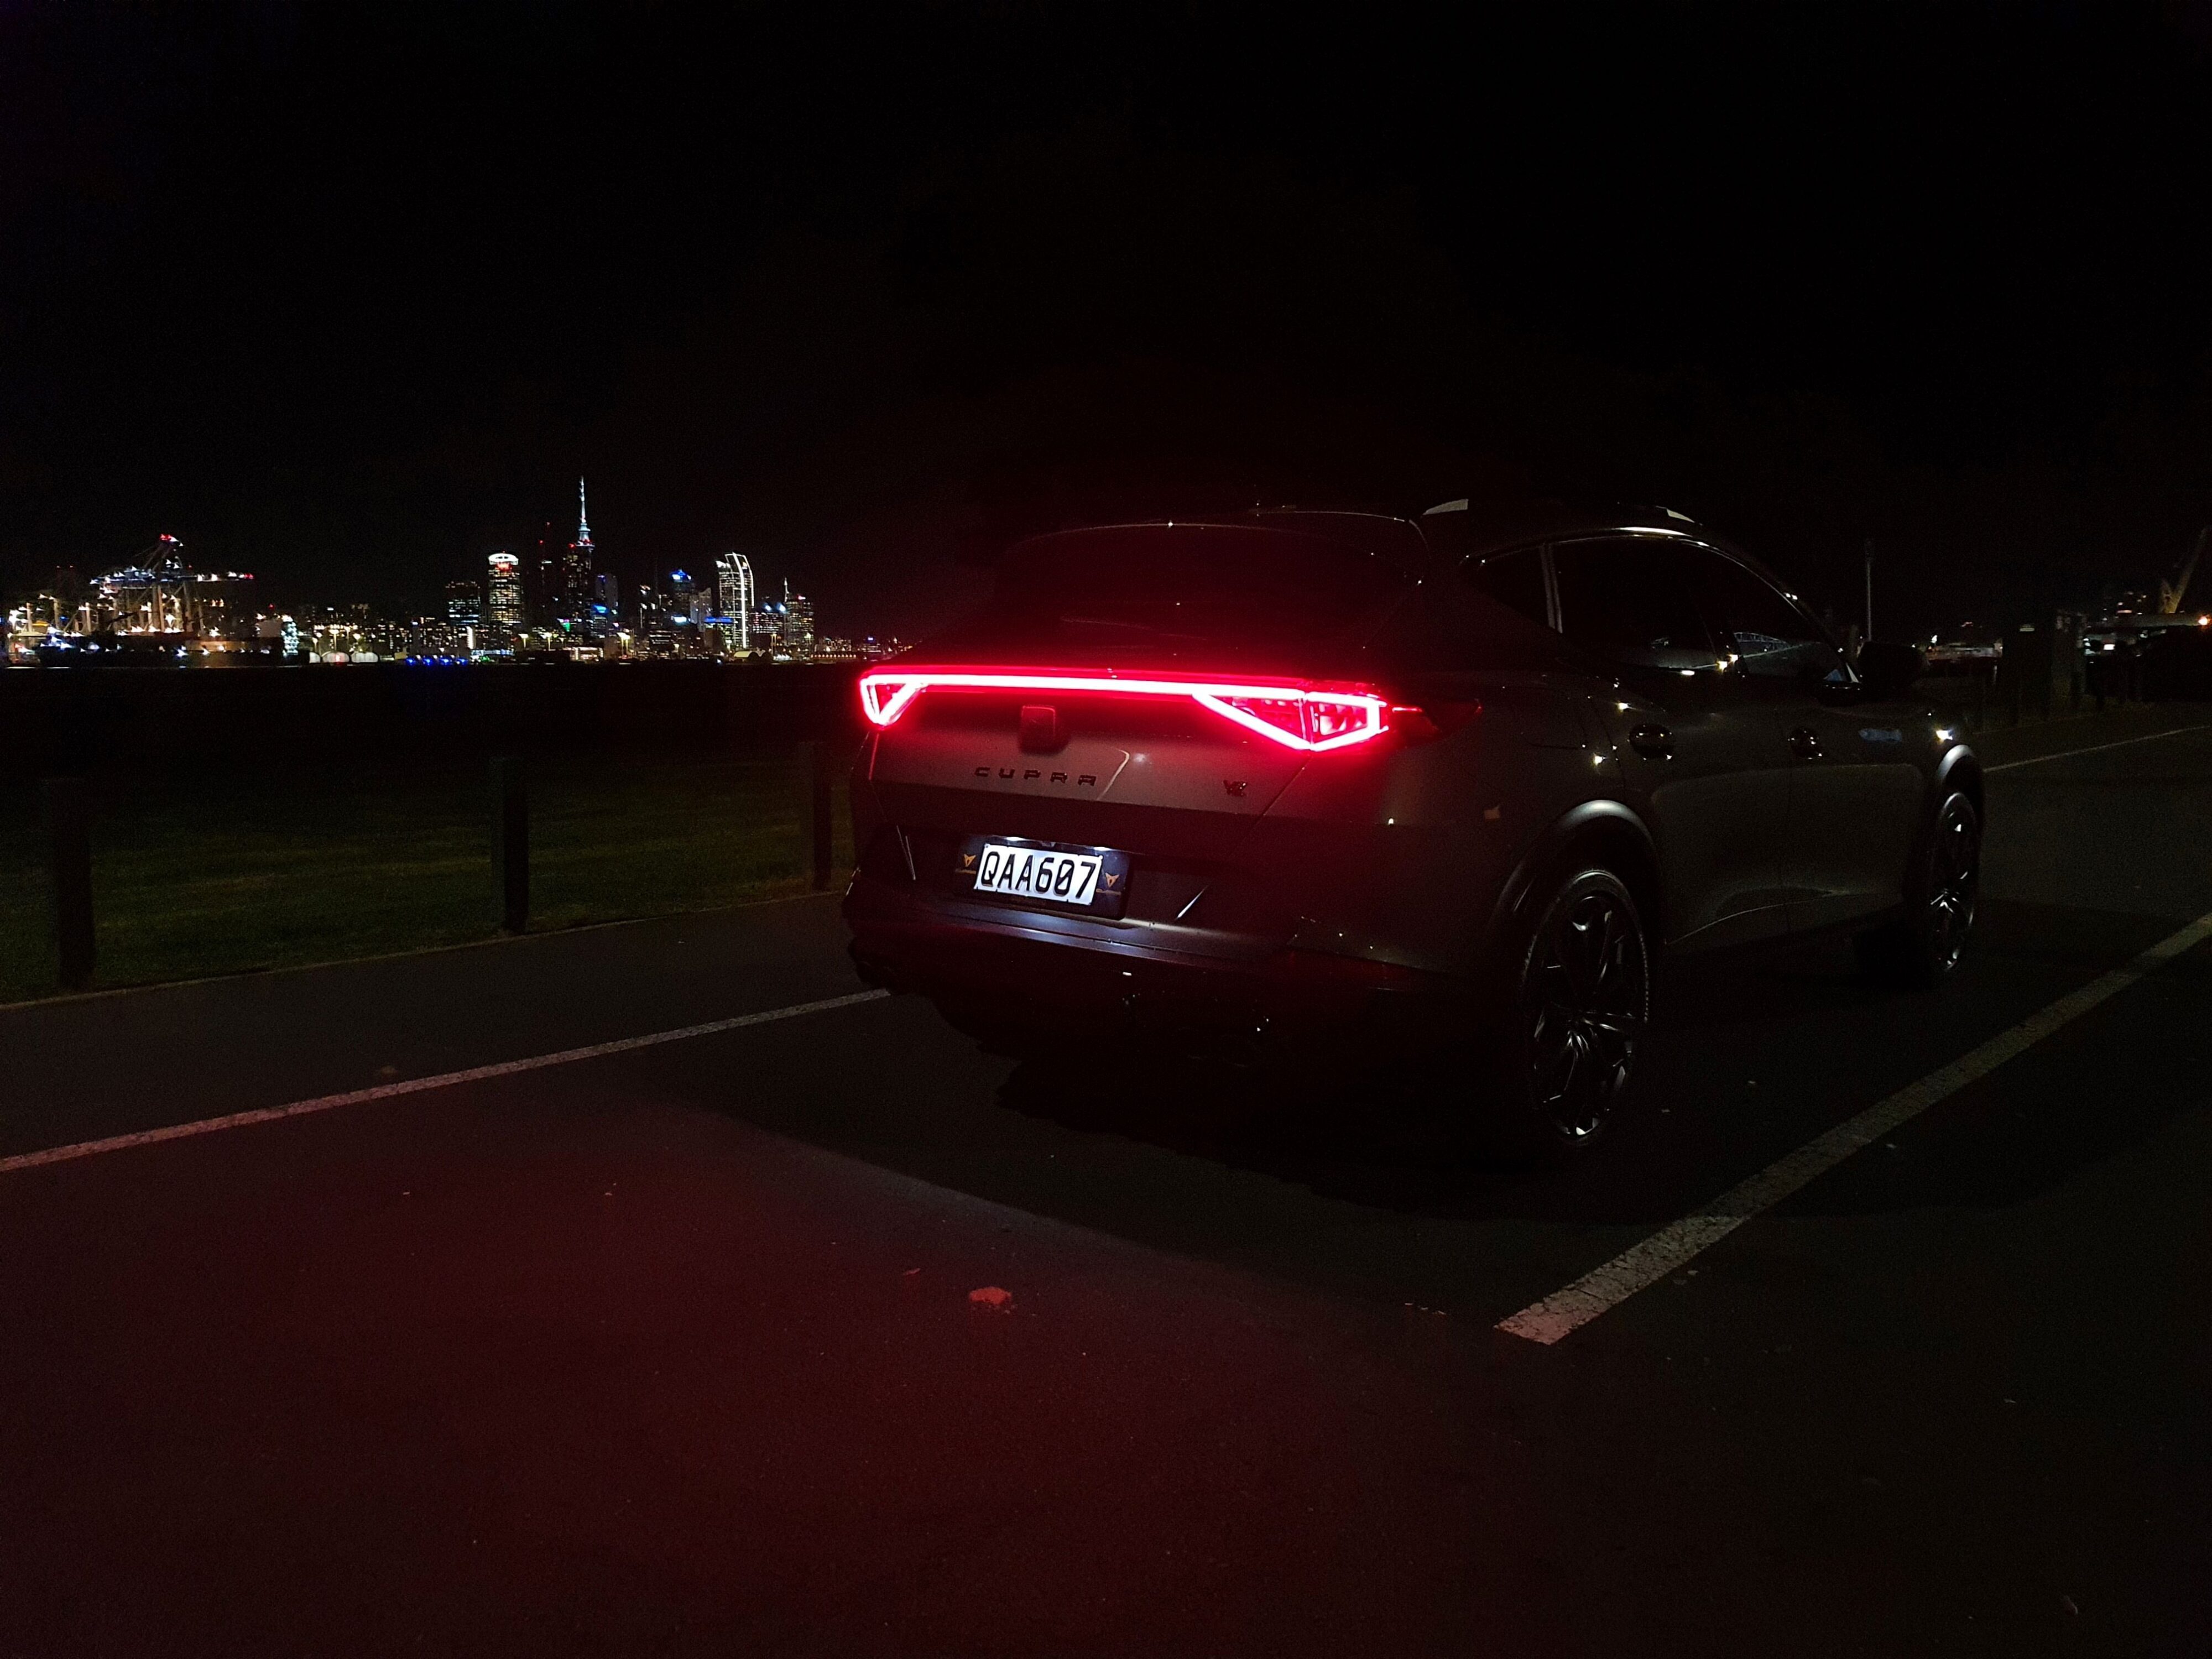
[1934,742,1983,817]
[1491,799,1666,957]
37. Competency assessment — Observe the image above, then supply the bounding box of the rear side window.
[1467,548,1550,628]
[1684,549,1839,679]
[955,523,1412,667]
[1552,538,1719,670]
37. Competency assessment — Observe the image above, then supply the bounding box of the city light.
[3,497,900,668]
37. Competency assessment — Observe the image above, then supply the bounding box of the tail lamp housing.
[857,668,1394,752]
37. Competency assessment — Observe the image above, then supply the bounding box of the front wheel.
[1856,789,1981,988]
[1482,867,1651,1164]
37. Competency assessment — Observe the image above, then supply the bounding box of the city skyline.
[2,483,902,667]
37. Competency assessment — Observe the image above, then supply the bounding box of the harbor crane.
[2157,526,2206,615]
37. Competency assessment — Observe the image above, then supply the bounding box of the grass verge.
[0,752,854,1004]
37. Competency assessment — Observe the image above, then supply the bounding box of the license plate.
[959,837,1130,915]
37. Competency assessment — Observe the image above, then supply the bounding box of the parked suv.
[843,501,1981,1157]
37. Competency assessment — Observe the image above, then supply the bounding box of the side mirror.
[1856,640,1926,698]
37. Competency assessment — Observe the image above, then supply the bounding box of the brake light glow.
[857,669,1392,751]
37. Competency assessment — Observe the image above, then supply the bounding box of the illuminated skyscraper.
[669,568,707,630]
[780,577,816,661]
[445,580,481,624]
[716,552,754,653]
[486,550,524,629]
[635,578,674,649]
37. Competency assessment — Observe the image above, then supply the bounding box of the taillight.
[856,669,1392,752]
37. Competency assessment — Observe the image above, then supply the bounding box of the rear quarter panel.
[1241,673,1618,977]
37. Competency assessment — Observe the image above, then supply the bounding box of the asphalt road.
[4,706,2210,1657]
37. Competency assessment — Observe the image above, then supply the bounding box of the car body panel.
[1773,688,1932,929]
[1592,669,1793,949]
[844,502,1970,1048]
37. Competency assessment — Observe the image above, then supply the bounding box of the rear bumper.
[843,873,1460,1046]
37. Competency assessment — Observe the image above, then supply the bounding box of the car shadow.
[689,893,2199,1320]
[983,895,2200,1234]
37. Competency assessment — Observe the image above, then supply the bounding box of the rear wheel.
[1483,867,1651,1163]
[1856,790,1980,988]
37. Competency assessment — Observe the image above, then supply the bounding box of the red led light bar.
[857,668,1392,752]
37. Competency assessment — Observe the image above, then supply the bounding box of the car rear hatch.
[858,520,1417,928]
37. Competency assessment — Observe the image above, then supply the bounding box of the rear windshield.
[930,523,1414,670]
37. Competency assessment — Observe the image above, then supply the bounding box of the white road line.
[0,989,890,1178]
[1498,907,2212,1345]
[1985,724,2210,773]
[0,889,846,1015]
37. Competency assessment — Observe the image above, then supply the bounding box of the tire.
[1480,866,1652,1164]
[1855,790,1981,988]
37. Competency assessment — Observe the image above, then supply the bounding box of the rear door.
[1683,548,1924,929]
[1551,536,1792,948]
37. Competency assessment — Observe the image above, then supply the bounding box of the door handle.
[1788,726,1824,760]
[1628,723,1674,760]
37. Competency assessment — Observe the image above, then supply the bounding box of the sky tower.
[560,477,595,623]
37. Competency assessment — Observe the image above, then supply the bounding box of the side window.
[1369,568,1566,672]
[1551,537,1720,670]
[1685,549,1840,680]
[1465,547,1551,629]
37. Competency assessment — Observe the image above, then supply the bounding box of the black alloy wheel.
[1922,791,1980,975]
[1504,868,1650,1156]
[1857,789,1981,987]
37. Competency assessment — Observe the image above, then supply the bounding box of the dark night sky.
[7,2,2212,639]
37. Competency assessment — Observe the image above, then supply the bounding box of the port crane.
[2157,527,2206,615]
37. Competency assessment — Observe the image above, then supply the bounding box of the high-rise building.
[445,580,482,624]
[486,551,524,629]
[528,521,561,624]
[591,571,621,641]
[779,577,816,661]
[669,569,705,629]
[635,580,672,649]
[716,552,755,653]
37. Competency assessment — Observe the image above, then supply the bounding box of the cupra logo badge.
[973,765,1099,786]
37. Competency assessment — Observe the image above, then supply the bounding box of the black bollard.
[800,740,834,890]
[42,777,95,990]
[491,756,529,933]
